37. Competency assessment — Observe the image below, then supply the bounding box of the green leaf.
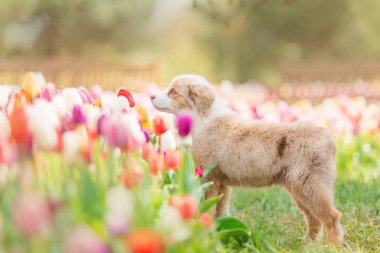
[199,195,222,213]
[217,228,249,241]
[196,181,213,201]
[178,148,197,194]
[215,216,248,231]
[202,164,218,180]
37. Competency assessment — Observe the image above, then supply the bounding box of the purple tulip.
[176,112,193,137]
[72,105,86,124]
[143,128,151,143]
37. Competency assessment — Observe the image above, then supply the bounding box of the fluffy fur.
[151,74,344,245]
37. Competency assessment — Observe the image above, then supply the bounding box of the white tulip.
[160,130,177,151]
[106,186,134,235]
[120,113,145,145]
[157,205,191,242]
[52,95,68,118]
[62,131,81,162]
[62,88,83,111]
[112,96,130,114]
[85,105,101,134]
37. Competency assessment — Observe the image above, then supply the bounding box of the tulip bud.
[199,213,214,229]
[195,166,203,178]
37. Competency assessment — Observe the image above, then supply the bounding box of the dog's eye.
[169,89,177,95]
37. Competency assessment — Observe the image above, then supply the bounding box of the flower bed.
[0,72,379,252]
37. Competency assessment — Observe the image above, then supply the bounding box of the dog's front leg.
[204,181,232,218]
[215,184,232,217]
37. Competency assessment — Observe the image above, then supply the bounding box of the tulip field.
[0,72,379,253]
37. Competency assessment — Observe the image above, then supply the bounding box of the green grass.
[230,135,380,252]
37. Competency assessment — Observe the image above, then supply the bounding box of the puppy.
[151,74,344,245]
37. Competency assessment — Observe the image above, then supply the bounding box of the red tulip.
[126,229,164,253]
[195,166,203,178]
[170,195,198,220]
[153,116,167,135]
[117,89,135,107]
[164,150,181,171]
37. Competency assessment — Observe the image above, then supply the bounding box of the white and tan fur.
[151,74,344,245]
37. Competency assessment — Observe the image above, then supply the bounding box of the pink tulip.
[176,113,193,137]
[78,87,94,104]
[13,192,53,236]
[39,83,58,101]
[72,105,87,125]
[63,225,109,253]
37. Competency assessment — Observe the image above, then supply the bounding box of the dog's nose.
[150,95,156,100]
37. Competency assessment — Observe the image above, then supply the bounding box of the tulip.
[26,100,60,150]
[195,166,203,178]
[21,72,46,99]
[143,128,151,143]
[9,108,31,146]
[13,192,53,236]
[113,96,130,114]
[62,87,83,111]
[176,112,193,137]
[120,113,146,150]
[63,225,109,253]
[0,111,11,140]
[0,139,17,164]
[39,83,58,101]
[149,151,163,175]
[122,169,143,189]
[142,143,155,161]
[72,105,87,124]
[157,205,191,243]
[153,116,167,135]
[106,186,134,236]
[164,150,181,171]
[51,95,68,118]
[160,130,176,151]
[170,195,198,220]
[199,213,214,229]
[126,229,164,253]
[136,103,149,124]
[117,88,135,107]
[86,106,101,137]
[78,86,94,104]
[62,131,82,162]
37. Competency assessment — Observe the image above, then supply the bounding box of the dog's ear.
[188,84,215,115]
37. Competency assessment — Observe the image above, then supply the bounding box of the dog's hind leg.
[290,190,323,240]
[291,178,344,245]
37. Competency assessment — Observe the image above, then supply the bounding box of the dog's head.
[151,74,215,115]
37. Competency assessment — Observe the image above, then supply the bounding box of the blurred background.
[1,0,380,91]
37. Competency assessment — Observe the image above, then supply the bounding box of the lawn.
[231,135,380,252]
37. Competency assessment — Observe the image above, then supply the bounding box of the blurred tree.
[0,0,155,56]
[193,0,351,83]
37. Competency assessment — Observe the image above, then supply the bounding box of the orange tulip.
[153,116,167,136]
[126,229,164,253]
[199,213,214,229]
